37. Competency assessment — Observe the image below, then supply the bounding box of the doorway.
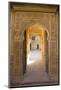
[22,24,49,83]
[9,3,59,87]
[27,35,42,72]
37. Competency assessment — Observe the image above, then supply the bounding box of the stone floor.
[21,50,50,84]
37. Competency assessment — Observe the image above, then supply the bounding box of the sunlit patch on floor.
[27,50,42,65]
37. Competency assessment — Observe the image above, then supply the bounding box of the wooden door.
[23,31,27,74]
[45,32,48,73]
[43,31,49,73]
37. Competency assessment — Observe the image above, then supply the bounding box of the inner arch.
[26,23,48,71]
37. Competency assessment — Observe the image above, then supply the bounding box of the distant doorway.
[27,35,42,71]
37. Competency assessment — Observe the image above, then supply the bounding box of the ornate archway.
[23,23,49,73]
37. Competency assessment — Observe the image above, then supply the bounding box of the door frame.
[9,2,59,87]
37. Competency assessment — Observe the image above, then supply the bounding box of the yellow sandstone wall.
[9,3,59,87]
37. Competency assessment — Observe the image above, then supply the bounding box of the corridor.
[27,49,42,71]
[21,50,50,84]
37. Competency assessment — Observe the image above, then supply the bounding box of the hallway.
[21,50,50,84]
[21,24,50,84]
[27,49,42,72]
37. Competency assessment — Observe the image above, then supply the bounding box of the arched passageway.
[9,3,59,87]
[21,24,50,83]
[26,24,45,71]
